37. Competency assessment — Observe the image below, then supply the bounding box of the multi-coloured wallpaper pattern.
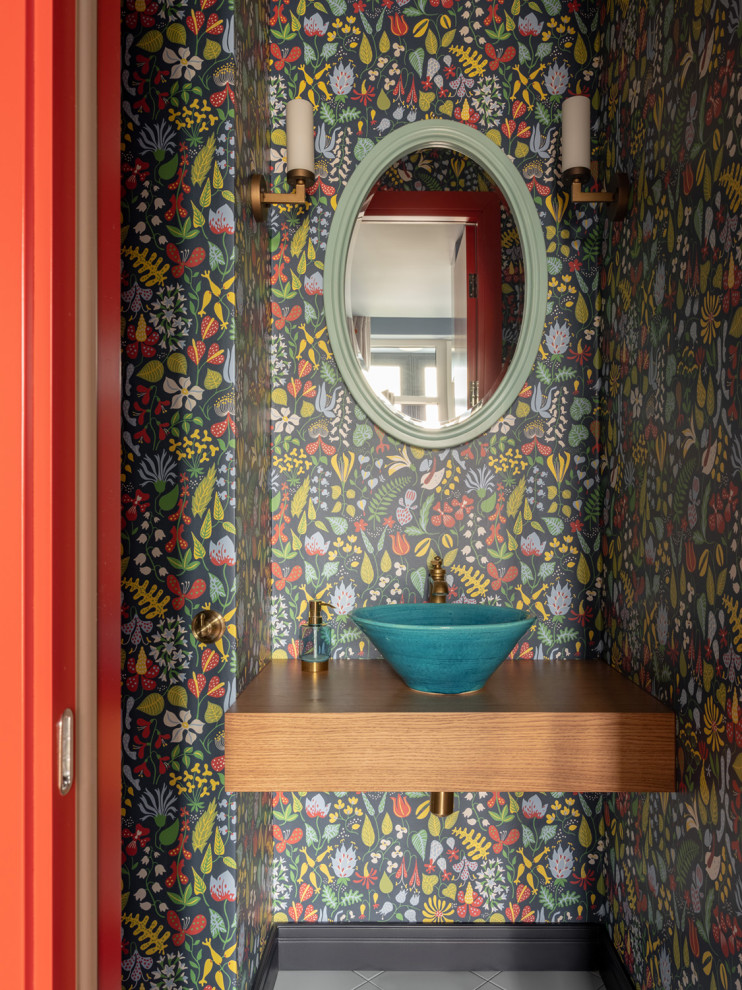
[272,790,606,925]
[121,1,272,987]
[268,0,607,925]
[234,0,274,984]
[598,1,742,988]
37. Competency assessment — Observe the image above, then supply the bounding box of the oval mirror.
[326,120,547,449]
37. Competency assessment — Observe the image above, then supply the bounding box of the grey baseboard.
[252,923,634,990]
[252,926,279,990]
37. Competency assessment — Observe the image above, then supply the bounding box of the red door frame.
[2,0,120,986]
[98,0,123,984]
[363,189,504,400]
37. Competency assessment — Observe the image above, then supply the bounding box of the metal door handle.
[57,708,74,796]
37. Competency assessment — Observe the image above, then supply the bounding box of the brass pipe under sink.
[428,555,454,816]
[430,791,455,817]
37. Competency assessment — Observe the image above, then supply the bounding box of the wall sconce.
[246,98,315,223]
[561,95,629,222]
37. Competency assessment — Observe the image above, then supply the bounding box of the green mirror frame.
[325,119,548,449]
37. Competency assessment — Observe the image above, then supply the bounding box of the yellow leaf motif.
[168,685,188,708]
[507,475,527,517]
[362,816,375,847]
[451,826,491,860]
[291,475,312,517]
[193,800,217,852]
[575,293,589,324]
[204,701,222,723]
[449,564,488,597]
[448,45,488,77]
[137,29,164,52]
[137,693,164,716]
[122,913,171,955]
[122,245,169,287]
[193,464,217,518]
[359,34,373,64]
[121,577,170,620]
[137,360,165,383]
[361,553,374,584]
[381,813,393,835]
[203,38,222,60]
[578,816,592,848]
[166,23,186,45]
[192,134,216,186]
[422,874,437,895]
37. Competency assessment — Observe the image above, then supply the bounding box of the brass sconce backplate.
[191,609,226,644]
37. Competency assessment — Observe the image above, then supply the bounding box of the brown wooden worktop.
[225,658,676,793]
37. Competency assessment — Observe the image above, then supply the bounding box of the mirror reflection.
[346,149,524,429]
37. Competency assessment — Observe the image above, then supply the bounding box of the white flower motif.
[162,46,204,82]
[271,406,300,433]
[163,376,204,411]
[163,709,205,744]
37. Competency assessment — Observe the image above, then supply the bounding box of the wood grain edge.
[225,709,676,793]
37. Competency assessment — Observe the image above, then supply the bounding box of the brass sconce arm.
[247,169,314,223]
[564,166,630,222]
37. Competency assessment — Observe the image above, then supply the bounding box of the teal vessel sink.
[349,603,535,694]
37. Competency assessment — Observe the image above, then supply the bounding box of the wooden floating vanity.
[225,658,676,794]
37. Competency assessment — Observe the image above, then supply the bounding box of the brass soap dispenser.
[301,600,334,671]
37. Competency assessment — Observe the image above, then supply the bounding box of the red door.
[3,0,77,985]
[2,1,120,986]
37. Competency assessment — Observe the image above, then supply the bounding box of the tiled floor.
[273,970,606,990]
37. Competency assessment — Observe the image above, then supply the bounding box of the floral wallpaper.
[272,790,606,925]
[121,0,272,987]
[268,0,606,663]
[268,0,608,928]
[598,0,742,988]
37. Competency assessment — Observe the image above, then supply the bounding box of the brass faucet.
[428,554,449,603]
